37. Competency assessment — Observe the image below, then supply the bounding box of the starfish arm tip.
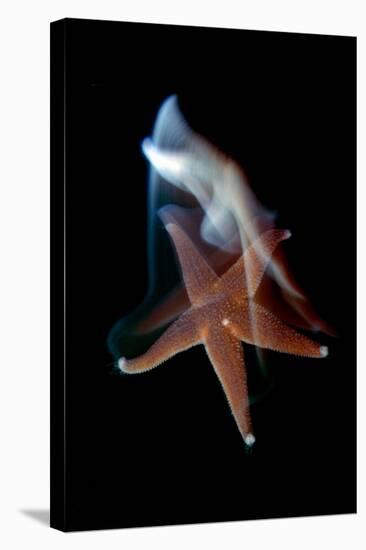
[165,223,174,234]
[284,229,292,239]
[244,433,256,447]
[117,357,127,372]
[320,345,328,358]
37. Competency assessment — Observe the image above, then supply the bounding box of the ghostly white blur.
[141,95,331,335]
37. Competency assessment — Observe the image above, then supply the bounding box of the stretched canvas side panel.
[50,19,67,532]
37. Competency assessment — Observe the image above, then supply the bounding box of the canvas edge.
[50,18,68,532]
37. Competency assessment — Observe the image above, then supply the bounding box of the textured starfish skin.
[118,225,328,446]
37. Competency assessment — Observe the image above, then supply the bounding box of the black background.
[60,19,356,531]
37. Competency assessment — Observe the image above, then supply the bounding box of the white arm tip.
[320,346,328,357]
[117,357,127,372]
[244,433,256,447]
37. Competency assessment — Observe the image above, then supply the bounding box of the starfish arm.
[204,329,254,446]
[119,308,202,374]
[220,229,291,296]
[229,303,328,358]
[165,223,219,305]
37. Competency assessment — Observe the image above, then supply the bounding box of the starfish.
[118,224,328,446]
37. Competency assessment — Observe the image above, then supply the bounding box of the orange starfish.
[118,224,328,446]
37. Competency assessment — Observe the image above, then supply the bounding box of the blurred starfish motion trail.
[109,95,331,446]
